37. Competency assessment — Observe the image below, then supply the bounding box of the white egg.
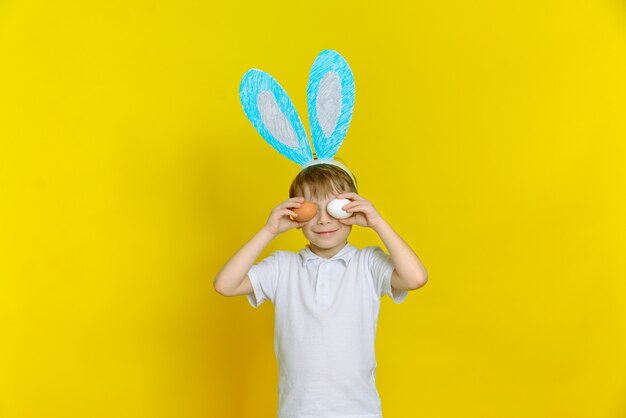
[327,198,352,219]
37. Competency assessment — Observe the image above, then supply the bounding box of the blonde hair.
[289,162,358,199]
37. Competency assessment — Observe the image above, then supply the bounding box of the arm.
[213,227,276,296]
[213,197,307,297]
[372,219,428,290]
[338,193,428,291]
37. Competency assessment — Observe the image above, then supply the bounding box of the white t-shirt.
[246,242,408,418]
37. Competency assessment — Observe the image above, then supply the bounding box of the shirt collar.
[299,242,357,267]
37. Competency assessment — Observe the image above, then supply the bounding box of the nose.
[316,206,332,225]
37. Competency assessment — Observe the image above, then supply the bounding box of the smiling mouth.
[316,230,338,236]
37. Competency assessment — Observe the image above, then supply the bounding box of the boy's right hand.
[263,197,310,236]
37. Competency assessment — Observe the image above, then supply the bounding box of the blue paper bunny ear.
[306,50,355,160]
[239,69,313,165]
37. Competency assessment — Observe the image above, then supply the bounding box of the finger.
[280,200,303,210]
[346,212,368,225]
[342,201,366,210]
[343,202,370,212]
[339,217,356,225]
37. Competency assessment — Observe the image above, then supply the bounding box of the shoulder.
[262,249,302,265]
[262,249,297,259]
[250,250,301,277]
[345,246,389,268]
[355,246,393,271]
[355,246,387,258]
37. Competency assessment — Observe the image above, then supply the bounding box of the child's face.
[298,185,352,258]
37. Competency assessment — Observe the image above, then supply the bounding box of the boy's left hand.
[336,193,384,229]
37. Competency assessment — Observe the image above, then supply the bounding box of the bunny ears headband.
[239,50,356,186]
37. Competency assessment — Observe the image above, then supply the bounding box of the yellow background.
[1,0,625,417]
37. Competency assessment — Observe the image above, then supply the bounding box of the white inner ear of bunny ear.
[316,71,342,138]
[257,91,299,149]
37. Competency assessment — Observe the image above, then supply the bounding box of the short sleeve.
[246,251,281,308]
[368,246,408,304]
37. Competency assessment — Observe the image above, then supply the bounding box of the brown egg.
[291,201,317,222]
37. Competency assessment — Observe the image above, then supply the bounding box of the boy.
[214,163,428,418]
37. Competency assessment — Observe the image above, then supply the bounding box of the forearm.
[372,219,428,285]
[214,227,276,295]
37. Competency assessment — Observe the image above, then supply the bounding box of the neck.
[308,241,348,259]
